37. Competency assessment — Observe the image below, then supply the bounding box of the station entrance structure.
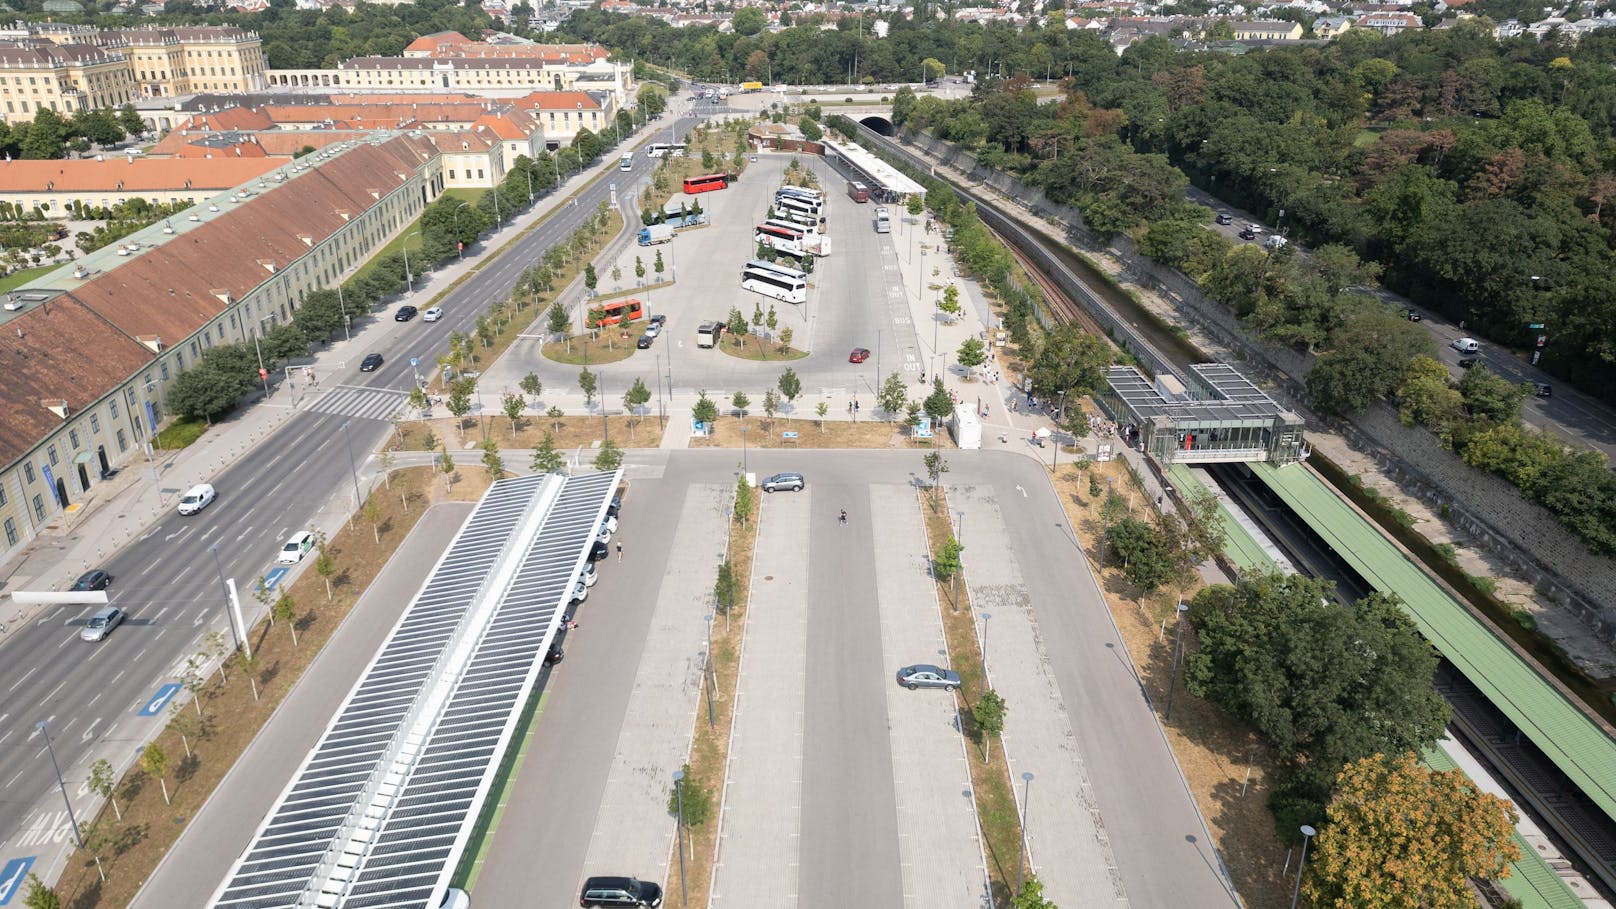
[1097,363,1307,465]
[820,138,926,204]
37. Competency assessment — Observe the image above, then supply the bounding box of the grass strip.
[917,486,1024,907]
[454,689,552,890]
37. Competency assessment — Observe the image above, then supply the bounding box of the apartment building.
[0,133,443,564]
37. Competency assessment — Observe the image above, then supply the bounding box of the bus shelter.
[1097,363,1307,466]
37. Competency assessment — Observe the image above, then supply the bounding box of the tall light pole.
[1290,824,1317,909]
[1016,771,1034,897]
[339,419,362,510]
[1164,602,1190,721]
[672,769,688,906]
[654,352,666,429]
[401,230,421,289]
[208,543,244,654]
[336,284,351,342]
[979,611,991,695]
[453,201,470,259]
[704,613,716,729]
[741,423,749,474]
[38,720,83,849]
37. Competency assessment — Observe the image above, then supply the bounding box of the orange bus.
[683,173,729,194]
[591,298,644,327]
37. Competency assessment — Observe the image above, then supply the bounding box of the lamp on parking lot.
[1290,825,1317,909]
[704,613,716,729]
[979,611,991,696]
[672,769,688,906]
[1165,602,1190,721]
[1016,771,1034,897]
[740,424,749,474]
[37,720,84,849]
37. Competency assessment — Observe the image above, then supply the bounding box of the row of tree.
[870,78,1616,554]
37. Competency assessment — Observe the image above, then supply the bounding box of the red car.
[848,348,871,363]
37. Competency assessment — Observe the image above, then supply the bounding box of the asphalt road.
[0,101,707,855]
[1190,187,1616,463]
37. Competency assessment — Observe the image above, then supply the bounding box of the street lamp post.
[655,352,666,430]
[208,543,245,655]
[741,424,749,475]
[453,201,470,259]
[672,770,688,906]
[37,720,84,849]
[401,230,421,289]
[1164,602,1190,721]
[1290,825,1317,909]
[336,285,351,342]
[704,613,716,729]
[339,419,363,510]
[1016,771,1035,897]
[979,611,991,695]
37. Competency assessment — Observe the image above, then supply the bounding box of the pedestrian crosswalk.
[302,385,410,422]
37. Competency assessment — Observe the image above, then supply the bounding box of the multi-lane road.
[0,101,706,865]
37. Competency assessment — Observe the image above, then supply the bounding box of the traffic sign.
[782,431,798,439]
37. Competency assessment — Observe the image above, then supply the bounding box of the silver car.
[760,472,804,493]
[81,606,126,642]
[896,664,960,691]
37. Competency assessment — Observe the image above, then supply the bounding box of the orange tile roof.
[404,31,472,54]
[182,107,274,132]
[513,91,602,111]
[0,156,281,193]
[67,134,438,354]
[329,92,485,105]
[261,103,495,127]
[473,107,535,140]
[0,296,156,467]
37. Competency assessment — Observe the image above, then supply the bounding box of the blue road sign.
[0,857,37,905]
[139,683,183,717]
[259,567,289,592]
[782,431,799,440]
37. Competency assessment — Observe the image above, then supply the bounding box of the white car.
[177,483,216,516]
[583,561,599,587]
[278,530,315,564]
[423,306,443,322]
[569,579,588,605]
[643,323,662,339]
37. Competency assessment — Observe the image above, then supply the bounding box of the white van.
[1451,337,1480,354]
[177,483,216,516]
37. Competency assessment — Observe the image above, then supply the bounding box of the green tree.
[726,306,749,342]
[532,433,565,474]
[1396,356,1464,430]
[519,371,544,403]
[878,372,909,422]
[907,193,926,216]
[1305,752,1520,909]
[22,875,60,909]
[88,758,120,821]
[1010,876,1057,909]
[653,248,665,279]
[714,559,737,615]
[578,367,598,408]
[637,84,667,117]
[667,763,713,828]
[938,284,962,320]
[815,401,828,431]
[624,376,652,418]
[693,390,720,425]
[956,337,987,371]
[547,301,570,340]
[634,255,646,283]
[932,535,963,583]
[19,108,66,159]
[593,439,624,471]
[118,103,146,136]
[481,437,504,479]
[1305,303,1435,415]
[313,531,337,601]
[923,450,950,505]
[732,6,768,35]
[972,689,1007,761]
[762,388,780,424]
[584,263,598,294]
[1106,517,1176,592]
[273,592,299,646]
[732,390,751,419]
[921,57,946,83]
[141,742,171,805]
[923,378,956,423]
[777,368,802,418]
[1187,573,1450,813]
[1029,324,1113,399]
[1457,365,1528,426]
[734,473,754,524]
[501,392,525,437]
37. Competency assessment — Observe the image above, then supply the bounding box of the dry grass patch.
[675,488,760,907]
[918,487,1025,907]
[691,416,954,451]
[394,414,661,452]
[51,467,488,909]
[1046,459,1289,909]
[716,334,808,362]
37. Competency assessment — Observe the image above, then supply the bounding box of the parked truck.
[637,224,675,246]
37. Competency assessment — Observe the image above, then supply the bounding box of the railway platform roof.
[821,138,926,197]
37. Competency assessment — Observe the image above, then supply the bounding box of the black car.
[590,540,610,562]
[359,353,384,372]
[648,314,667,328]
[1458,357,1480,369]
[1534,382,1553,398]
[1238,226,1257,241]
[1215,211,1233,225]
[71,569,113,591]
[1405,309,1422,322]
[395,305,418,322]
[636,334,654,349]
[580,876,663,907]
[546,643,565,665]
[606,494,623,519]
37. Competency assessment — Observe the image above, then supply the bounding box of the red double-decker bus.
[683,173,729,194]
[590,298,644,327]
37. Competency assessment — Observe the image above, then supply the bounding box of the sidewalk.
[0,128,659,632]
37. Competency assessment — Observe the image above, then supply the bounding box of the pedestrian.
[854,400,861,413]
[616,542,623,562]
[847,400,853,413]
